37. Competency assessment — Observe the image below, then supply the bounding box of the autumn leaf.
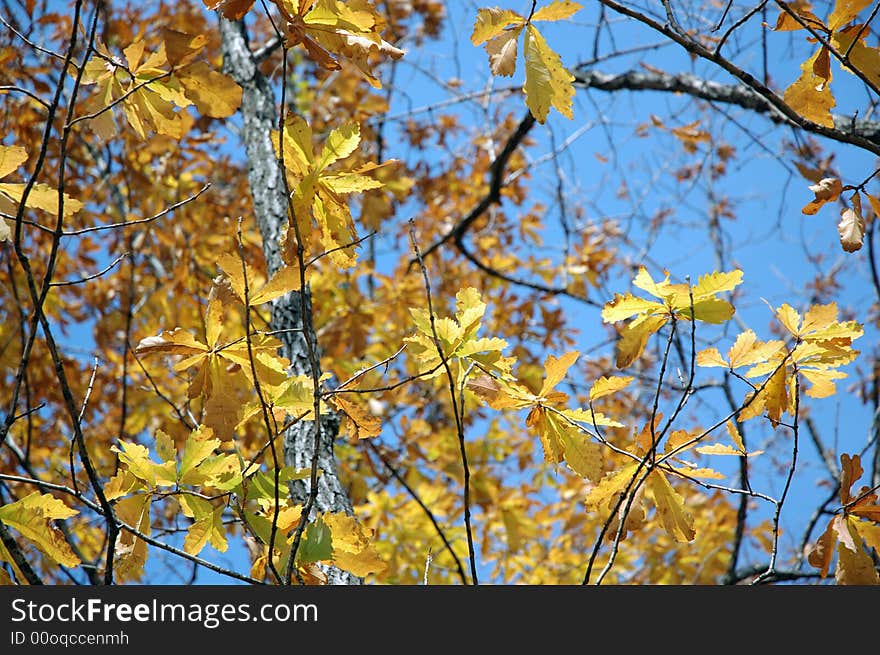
[333,394,382,439]
[216,252,302,305]
[589,375,633,401]
[521,24,575,122]
[0,493,81,568]
[273,0,405,89]
[273,115,387,267]
[136,280,290,439]
[838,191,865,253]
[0,145,83,219]
[649,470,696,543]
[832,27,880,91]
[802,177,843,215]
[828,0,874,31]
[80,33,241,139]
[603,267,742,368]
[203,0,255,20]
[783,47,835,129]
[179,495,228,556]
[323,512,387,577]
[113,494,152,580]
[772,0,825,31]
[806,453,880,583]
[471,2,581,122]
[406,286,513,385]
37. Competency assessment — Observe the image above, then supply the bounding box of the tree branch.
[573,67,880,146]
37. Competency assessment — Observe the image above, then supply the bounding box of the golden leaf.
[784,48,835,129]
[649,471,696,542]
[0,493,80,568]
[323,512,387,578]
[589,375,633,401]
[522,24,575,122]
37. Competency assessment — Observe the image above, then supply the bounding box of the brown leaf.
[203,0,254,20]
[802,177,842,215]
[485,28,519,77]
[838,193,865,253]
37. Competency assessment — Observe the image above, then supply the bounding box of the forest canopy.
[1,0,880,586]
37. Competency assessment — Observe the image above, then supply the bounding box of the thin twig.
[408,220,478,585]
[366,441,468,585]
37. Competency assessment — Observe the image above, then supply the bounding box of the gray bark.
[218,17,359,585]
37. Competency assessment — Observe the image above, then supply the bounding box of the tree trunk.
[218,17,360,586]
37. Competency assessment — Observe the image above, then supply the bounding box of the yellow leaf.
[775,303,802,336]
[801,368,846,398]
[155,429,176,463]
[538,350,579,397]
[112,440,176,487]
[801,302,838,333]
[836,517,880,584]
[323,512,387,578]
[696,347,727,368]
[527,406,565,464]
[585,463,639,510]
[615,314,668,369]
[0,145,28,178]
[0,493,81,568]
[319,122,362,170]
[601,293,665,322]
[177,61,242,117]
[694,443,741,456]
[828,0,873,30]
[649,471,695,542]
[522,24,574,122]
[531,0,583,22]
[0,182,83,218]
[866,192,880,219]
[839,453,863,504]
[764,366,788,426]
[669,465,725,480]
[773,1,823,31]
[179,425,222,483]
[104,470,142,500]
[114,494,151,579]
[560,407,624,428]
[632,265,674,298]
[688,298,735,323]
[558,420,603,480]
[784,48,835,129]
[854,519,880,557]
[589,375,633,401]
[135,328,208,358]
[838,192,865,253]
[183,503,227,556]
[690,269,743,300]
[248,266,302,305]
[470,7,525,45]
[726,420,746,453]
